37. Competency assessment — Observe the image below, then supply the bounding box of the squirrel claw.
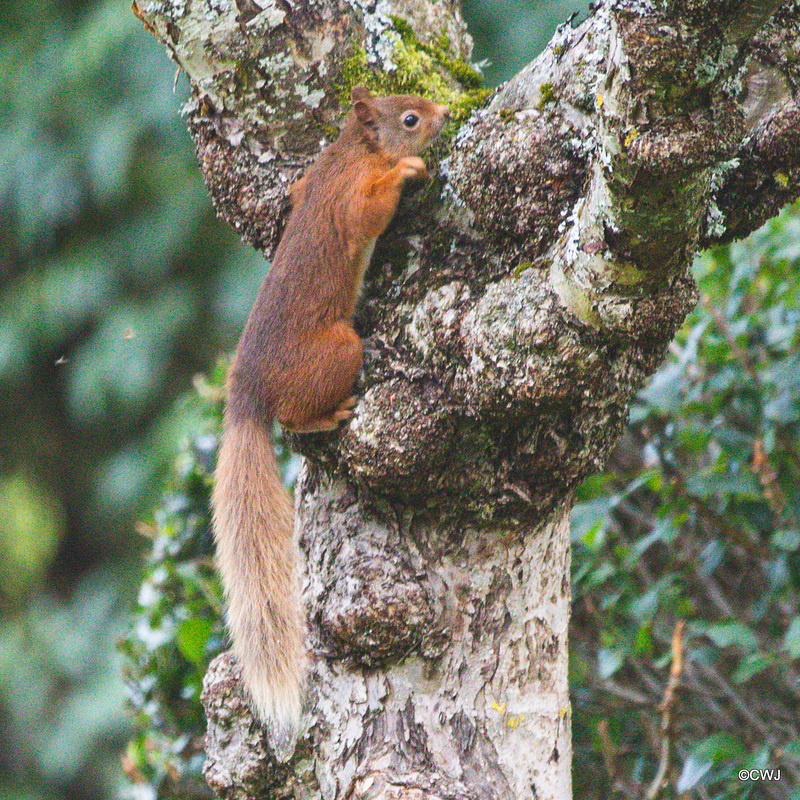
[329,395,358,425]
[283,396,358,433]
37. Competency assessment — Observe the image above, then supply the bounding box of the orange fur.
[211,87,449,736]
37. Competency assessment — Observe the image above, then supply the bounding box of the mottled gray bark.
[136,0,800,797]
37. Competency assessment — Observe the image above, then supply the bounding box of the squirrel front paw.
[398,157,427,180]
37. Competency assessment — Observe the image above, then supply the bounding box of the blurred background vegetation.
[2,0,799,798]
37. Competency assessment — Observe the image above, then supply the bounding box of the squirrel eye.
[402,112,420,129]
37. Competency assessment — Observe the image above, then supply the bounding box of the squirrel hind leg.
[276,322,362,432]
[284,394,357,433]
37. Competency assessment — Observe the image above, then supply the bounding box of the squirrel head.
[350,86,449,160]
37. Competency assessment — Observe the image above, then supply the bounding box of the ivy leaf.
[677,734,747,791]
[597,648,624,679]
[176,618,213,667]
[705,622,759,652]
[733,651,775,684]
[783,616,800,660]
[684,468,760,498]
[676,756,714,792]
[637,363,685,412]
[772,529,800,552]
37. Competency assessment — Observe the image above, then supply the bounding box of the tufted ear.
[351,85,373,104]
[352,86,378,141]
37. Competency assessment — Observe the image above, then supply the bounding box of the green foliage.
[0,571,131,800]
[571,205,800,798]
[118,360,299,799]
[118,364,226,798]
[0,0,261,539]
[0,0,258,796]
[0,474,65,603]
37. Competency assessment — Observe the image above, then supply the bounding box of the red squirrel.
[211,86,449,737]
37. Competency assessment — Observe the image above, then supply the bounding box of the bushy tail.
[211,414,306,736]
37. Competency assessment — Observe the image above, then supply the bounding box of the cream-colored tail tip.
[247,681,305,761]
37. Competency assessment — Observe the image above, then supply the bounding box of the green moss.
[449,87,493,122]
[336,16,489,119]
[388,13,415,40]
[513,261,533,278]
[448,60,484,89]
[536,82,557,110]
[336,44,374,103]
[498,108,516,122]
[319,121,340,139]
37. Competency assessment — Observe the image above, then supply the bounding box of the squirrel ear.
[354,100,375,126]
[353,95,379,141]
[351,85,373,103]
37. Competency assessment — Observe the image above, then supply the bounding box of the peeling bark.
[135,0,800,797]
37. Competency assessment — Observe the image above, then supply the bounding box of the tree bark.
[134,0,800,797]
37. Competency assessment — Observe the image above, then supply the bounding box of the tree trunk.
[134,0,800,797]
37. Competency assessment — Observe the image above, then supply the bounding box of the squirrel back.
[211,87,449,741]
